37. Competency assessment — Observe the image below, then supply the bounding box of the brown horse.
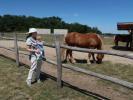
[61,32,104,64]
[114,34,131,48]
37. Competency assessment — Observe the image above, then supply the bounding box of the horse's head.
[96,53,104,64]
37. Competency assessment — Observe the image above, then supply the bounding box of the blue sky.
[0,0,133,33]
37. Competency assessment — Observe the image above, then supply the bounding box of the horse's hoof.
[87,63,91,65]
[87,61,91,65]
[69,59,76,64]
[94,61,97,64]
[62,60,67,63]
[71,61,75,64]
[72,60,76,63]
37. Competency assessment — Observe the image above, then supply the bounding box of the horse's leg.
[87,53,91,64]
[126,42,129,48]
[115,41,118,46]
[64,49,69,62]
[69,50,76,63]
[130,41,132,49]
[61,48,66,62]
[65,49,72,63]
[92,53,96,63]
[69,50,72,63]
[68,49,72,62]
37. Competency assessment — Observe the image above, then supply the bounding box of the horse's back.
[65,32,102,49]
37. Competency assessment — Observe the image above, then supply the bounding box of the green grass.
[0,56,96,100]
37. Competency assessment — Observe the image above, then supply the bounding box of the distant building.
[36,28,51,34]
[54,29,68,35]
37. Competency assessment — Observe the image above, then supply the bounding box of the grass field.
[69,61,133,99]
[0,56,97,100]
[103,36,126,46]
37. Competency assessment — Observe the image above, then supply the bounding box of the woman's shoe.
[37,79,41,83]
[35,79,41,83]
[26,80,31,87]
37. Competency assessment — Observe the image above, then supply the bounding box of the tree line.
[0,15,102,34]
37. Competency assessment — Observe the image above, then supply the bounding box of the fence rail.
[0,36,133,90]
[61,45,133,59]
[1,36,133,60]
[45,59,133,89]
[43,43,133,60]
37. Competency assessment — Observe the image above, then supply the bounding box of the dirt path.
[0,40,132,65]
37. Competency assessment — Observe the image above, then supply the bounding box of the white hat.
[27,28,37,34]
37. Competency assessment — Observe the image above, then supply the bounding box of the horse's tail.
[97,34,104,50]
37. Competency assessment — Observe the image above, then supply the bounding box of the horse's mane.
[97,34,104,50]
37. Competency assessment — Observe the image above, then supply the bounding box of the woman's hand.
[26,45,40,54]
[34,49,40,54]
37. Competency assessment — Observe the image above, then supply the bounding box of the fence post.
[14,33,19,67]
[54,35,62,88]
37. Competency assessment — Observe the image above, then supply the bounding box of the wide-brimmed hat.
[26,28,37,34]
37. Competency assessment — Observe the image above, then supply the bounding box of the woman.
[26,28,43,86]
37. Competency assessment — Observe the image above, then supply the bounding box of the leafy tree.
[0,15,102,34]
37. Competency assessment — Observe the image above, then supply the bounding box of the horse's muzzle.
[96,60,102,64]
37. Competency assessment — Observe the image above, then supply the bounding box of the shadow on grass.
[40,72,110,100]
[62,59,98,64]
[62,59,87,64]
[75,59,87,63]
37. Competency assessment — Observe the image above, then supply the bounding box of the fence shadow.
[62,59,96,64]
[62,59,88,64]
[40,72,110,100]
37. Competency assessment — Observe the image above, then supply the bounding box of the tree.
[0,15,102,34]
